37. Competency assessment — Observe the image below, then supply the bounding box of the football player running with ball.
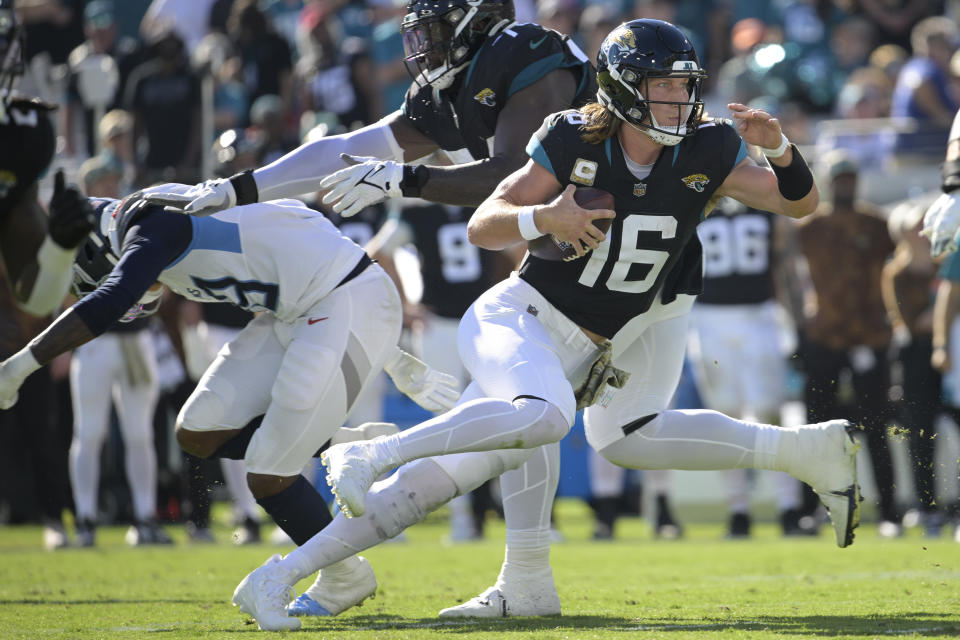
[227,19,863,630]
[146,0,597,623]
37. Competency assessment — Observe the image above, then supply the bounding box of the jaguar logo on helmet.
[609,26,635,49]
[596,19,706,147]
[401,0,515,90]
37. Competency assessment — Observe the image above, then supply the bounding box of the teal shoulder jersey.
[402,23,595,161]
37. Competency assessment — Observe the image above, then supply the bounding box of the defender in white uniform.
[0,189,459,631]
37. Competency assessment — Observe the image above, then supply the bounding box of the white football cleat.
[232,554,301,631]
[789,420,862,548]
[287,556,377,617]
[321,440,388,518]
[438,573,561,618]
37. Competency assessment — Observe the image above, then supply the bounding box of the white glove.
[0,347,42,410]
[383,347,460,413]
[922,191,960,257]
[319,154,403,217]
[142,179,237,217]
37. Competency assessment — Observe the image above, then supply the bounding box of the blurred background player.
[795,151,900,535]
[882,197,945,537]
[0,0,93,550]
[69,153,170,547]
[687,194,809,538]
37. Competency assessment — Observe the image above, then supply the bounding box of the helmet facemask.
[596,20,706,146]
[71,198,161,322]
[401,0,513,90]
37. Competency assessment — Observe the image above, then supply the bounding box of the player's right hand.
[142,179,237,216]
[922,191,960,257]
[536,185,615,259]
[47,170,95,249]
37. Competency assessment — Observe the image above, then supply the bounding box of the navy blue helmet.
[596,19,706,146]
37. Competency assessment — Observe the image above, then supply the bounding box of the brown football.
[528,187,615,262]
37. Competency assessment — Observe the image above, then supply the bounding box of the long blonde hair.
[578,102,621,144]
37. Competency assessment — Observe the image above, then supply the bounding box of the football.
[528,187,616,261]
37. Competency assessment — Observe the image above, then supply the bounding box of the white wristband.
[761,133,790,159]
[6,345,42,381]
[517,205,544,240]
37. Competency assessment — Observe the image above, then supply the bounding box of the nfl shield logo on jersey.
[633,183,646,197]
[682,173,709,193]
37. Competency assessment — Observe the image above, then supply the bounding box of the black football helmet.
[0,0,24,119]
[596,19,706,146]
[401,0,514,89]
[72,198,121,297]
[72,195,161,320]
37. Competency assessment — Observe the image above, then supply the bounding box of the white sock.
[374,398,568,468]
[124,438,157,521]
[500,528,553,584]
[498,443,559,582]
[69,437,101,521]
[645,469,672,494]
[726,468,750,514]
[599,409,783,471]
[221,458,259,520]
[280,459,459,582]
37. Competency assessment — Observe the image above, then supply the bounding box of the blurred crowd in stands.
[3,0,960,549]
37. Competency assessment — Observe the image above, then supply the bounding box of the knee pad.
[177,384,231,433]
[512,397,570,448]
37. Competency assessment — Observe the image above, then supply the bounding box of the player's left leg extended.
[588,309,861,549]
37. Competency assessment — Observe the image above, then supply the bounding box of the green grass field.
[1,501,959,640]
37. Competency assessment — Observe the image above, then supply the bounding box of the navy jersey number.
[190,276,279,312]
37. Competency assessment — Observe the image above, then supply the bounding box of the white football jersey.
[159,199,367,322]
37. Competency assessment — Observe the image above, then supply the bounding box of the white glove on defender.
[319,154,403,217]
[0,347,42,410]
[922,191,960,257]
[383,347,460,413]
[142,179,237,217]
